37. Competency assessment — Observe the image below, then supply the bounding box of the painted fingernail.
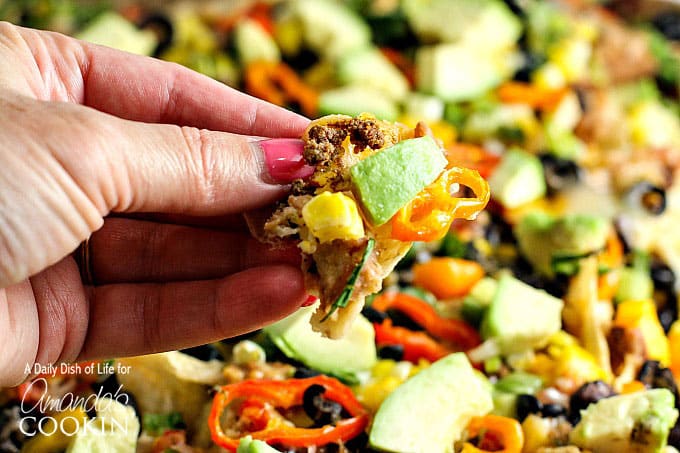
[301,295,317,307]
[260,138,315,183]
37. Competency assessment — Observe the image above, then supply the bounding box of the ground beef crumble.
[304,118,385,167]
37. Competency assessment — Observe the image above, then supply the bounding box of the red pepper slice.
[372,293,481,362]
[209,376,368,452]
[391,167,490,242]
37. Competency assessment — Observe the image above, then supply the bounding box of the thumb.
[0,95,308,287]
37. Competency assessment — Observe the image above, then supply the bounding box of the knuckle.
[180,126,220,206]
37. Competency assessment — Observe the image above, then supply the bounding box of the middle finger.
[88,217,300,284]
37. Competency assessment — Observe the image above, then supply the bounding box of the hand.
[0,22,310,386]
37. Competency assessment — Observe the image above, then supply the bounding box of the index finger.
[8,24,310,137]
[80,42,310,136]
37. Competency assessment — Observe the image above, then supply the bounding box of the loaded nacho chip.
[256,114,490,338]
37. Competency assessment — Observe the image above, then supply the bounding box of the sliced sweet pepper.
[412,257,484,299]
[497,82,567,111]
[372,292,481,362]
[461,415,524,453]
[245,61,318,117]
[391,167,490,242]
[209,376,368,452]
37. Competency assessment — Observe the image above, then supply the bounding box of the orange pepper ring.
[391,167,490,242]
[462,415,524,453]
[244,61,318,118]
[209,376,368,451]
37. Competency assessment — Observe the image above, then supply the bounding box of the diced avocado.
[481,275,563,354]
[350,136,447,225]
[488,149,547,209]
[495,372,543,395]
[338,47,409,101]
[492,390,518,418]
[369,353,493,453]
[76,12,157,55]
[616,252,654,303]
[515,212,610,277]
[402,0,521,51]
[569,389,679,453]
[463,103,537,143]
[318,86,398,121]
[234,19,280,65]
[462,277,498,327]
[403,93,446,123]
[237,436,279,453]
[288,0,370,61]
[264,304,376,381]
[415,43,517,102]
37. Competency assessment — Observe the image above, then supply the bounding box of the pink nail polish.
[301,295,317,307]
[260,138,315,183]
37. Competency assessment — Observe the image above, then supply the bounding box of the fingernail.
[260,138,315,183]
[301,295,317,307]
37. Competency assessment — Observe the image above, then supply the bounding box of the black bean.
[294,367,321,379]
[638,360,661,384]
[378,344,405,361]
[344,431,370,452]
[517,394,543,422]
[302,384,344,427]
[513,51,546,82]
[541,403,567,418]
[653,11,680,41]
[138,13,174,57]
[569,381,616,423]
[626,182,666,216]
[638,360,680,408]
[540,154,582,194]
[652,261,676,290]
[282,48,319,72]
[502,0,526,16]
[669,421,680,448]
[361,306,387,324]
[386,308,425,332]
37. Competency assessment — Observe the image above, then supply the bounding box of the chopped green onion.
[322,238,375,322]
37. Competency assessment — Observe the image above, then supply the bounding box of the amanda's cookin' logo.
[19,364,132,437]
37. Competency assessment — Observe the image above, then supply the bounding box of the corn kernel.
[301,192,365,243]
[372,359,396,378]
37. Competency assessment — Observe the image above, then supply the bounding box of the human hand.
[0,22,311,386]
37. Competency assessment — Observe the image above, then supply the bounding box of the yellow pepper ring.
[443,166,491,220]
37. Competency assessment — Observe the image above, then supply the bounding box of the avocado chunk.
[350,135,447,226]
[337,47,409,101]
[237,436,279,453]
[264,304,376,381]
[234,19,280,65]
[76,12,157,56]
[415,43,516,102]
[461,277,498,327]
[515,212,610,277]
[287,0,370,61]
[318,86,399,121]
[369,353,493,453]
[403,0,521,50]
[569,389,679,453]
[488,149,546,209]
[480,275,563,354]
